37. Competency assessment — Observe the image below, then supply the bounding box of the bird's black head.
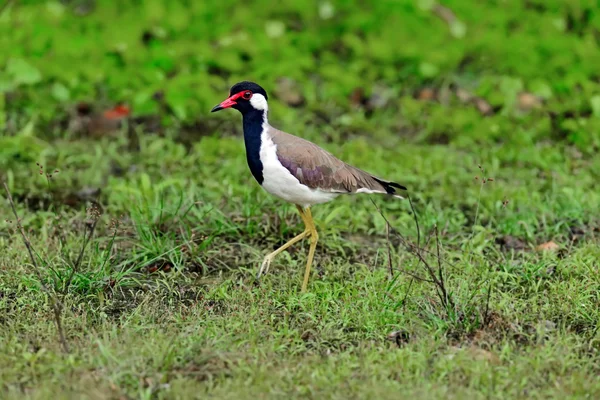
[211,81,269,114]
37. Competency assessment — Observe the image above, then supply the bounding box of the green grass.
[1,0,600,398]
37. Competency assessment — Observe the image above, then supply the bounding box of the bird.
[211,81,407,292]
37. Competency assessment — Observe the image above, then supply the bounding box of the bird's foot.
[256,255,273,280]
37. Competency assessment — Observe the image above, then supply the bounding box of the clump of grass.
[374,164,499,339]
[3,167,107,352]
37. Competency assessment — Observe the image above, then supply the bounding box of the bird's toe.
[257,256,272,279]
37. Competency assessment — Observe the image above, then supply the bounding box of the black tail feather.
[373,177,408,195]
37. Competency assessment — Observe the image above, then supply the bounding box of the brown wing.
[268,126,407,196]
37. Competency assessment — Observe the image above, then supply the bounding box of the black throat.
[242,109,267,184]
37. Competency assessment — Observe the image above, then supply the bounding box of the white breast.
[259,128,339,207]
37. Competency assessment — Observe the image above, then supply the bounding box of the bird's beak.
[211,96,237,112]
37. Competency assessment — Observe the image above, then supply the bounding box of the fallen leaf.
[453,87,494,116]
[146,260,174,274]
[518,92,542,111]
[416,88,437,101]
[536,241,559,251]
[473,97,493,116]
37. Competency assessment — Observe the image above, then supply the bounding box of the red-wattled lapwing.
[211,81,407,292]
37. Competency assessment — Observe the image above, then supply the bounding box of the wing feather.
[268,127,406,196]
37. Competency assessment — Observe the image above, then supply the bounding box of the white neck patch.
[250,93,268,112]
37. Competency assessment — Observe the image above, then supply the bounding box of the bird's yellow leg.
[256,205,311,279]
[301,207,319,293]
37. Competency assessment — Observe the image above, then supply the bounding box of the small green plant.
[374,165,499,339]
[3,173,108,352]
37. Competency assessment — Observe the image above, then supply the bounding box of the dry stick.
[61,217,98,300]
[483,281,493,326]
[400,277,415,312]
[369,198,430,284]
[45,175,100,299]
[401,269,435,284]
[434,225,446,307]
[376,188,495,320]
[3,182,70,353]
[403,202,448,307]
[371,197,461,274]
[467,176,485,265]
[407,194,421,250]
[435,224,453,310]
[99,227,119,274]
[371,199,445,305]
[423,225,437,250]
[370,197,451,309]
[43,175,100,332]
[385,219,393,279]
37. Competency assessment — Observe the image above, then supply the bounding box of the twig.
[371,178,497,333]
[423,226,437,249]
[412,241,448,308]
[483,281,493,326]
[3,182,70,353]
[4,183,42,279]
[44,172,100,319]
[407,194,421,249]
[401,270,435,284]
[401,278,414,312]
[99,227,119,274]
[370,193,453,312]
[61,215,98,298]
[370,198,461,273]
[467,172,484,264]
[385,218,393,279]
[435,224,453,310]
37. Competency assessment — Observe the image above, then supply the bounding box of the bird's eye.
[242,91,252,100]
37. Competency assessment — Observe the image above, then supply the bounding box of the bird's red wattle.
[217,91,246,109]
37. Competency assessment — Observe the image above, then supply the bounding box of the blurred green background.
[2,0,600,147]
[1,0,599,227]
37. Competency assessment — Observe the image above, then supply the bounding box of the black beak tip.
[210,105,223,113]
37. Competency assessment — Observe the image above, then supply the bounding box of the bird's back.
[267,126,405,197]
